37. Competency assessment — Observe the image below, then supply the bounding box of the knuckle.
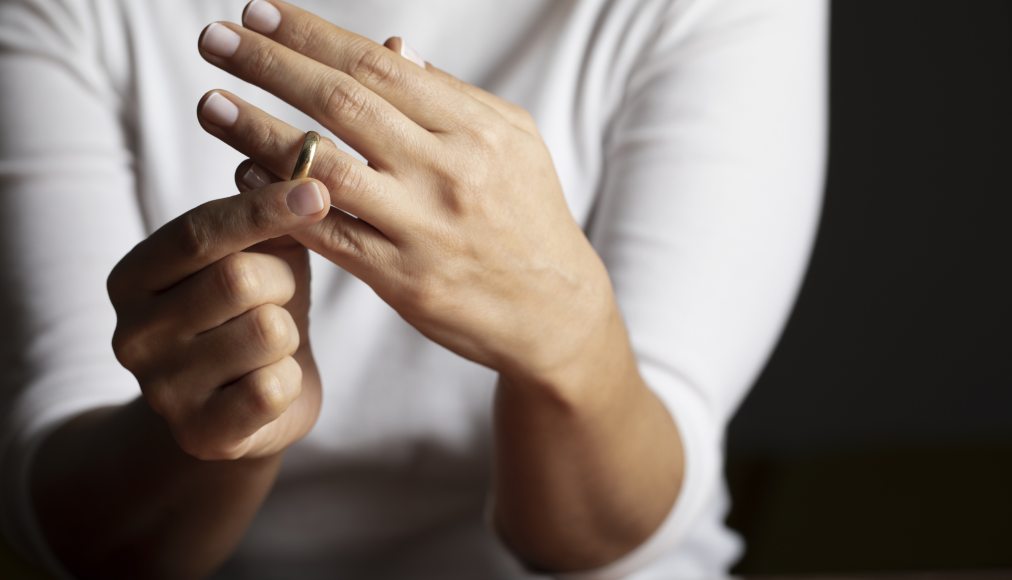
[282,17,315,54]
[320,216,367,258]
[428,156,462,191]
[216,254,260,307]
[250,304,298,355]
[431,157,487,216]
[467,120,505,153]
[112,325,149,371]
[245,195,278,233]
[245,371,289,418]
[348,45,400,88]
[246,44,281,80]
[178,210,216,262]
[242,115,285,159]
[319,155,365,198]
[320,76,371,125]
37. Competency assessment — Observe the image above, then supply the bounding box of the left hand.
[196,1,616,386]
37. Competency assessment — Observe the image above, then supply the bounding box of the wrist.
[497,298,641,414]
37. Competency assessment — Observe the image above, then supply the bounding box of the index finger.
[109,179,329,298]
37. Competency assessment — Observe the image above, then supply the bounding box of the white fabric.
[0,0,827,578]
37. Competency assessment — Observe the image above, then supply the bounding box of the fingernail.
[400,40,425,68]
[286,182,325,216]
[241,163,275,189]
[244,0,281,34]
[201,92,239,127]
[201,22,241,58]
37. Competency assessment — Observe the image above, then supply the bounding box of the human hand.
[197,1,617,388]
[107,178,331,460]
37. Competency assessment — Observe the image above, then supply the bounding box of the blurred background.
[725,0,1012,575]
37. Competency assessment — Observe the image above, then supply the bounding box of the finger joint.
[246,44,281,82]
[217,254,261,309]
[178,210,217,262]
[250,305,299,357]
[245,371,290,419]
[320,75,372,126]
[347,44,401,89]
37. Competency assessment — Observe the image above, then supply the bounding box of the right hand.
[107,178,331,460]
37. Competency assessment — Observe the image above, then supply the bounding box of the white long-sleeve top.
[0,1,827,578]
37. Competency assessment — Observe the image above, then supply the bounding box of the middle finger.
[199,21,434,172]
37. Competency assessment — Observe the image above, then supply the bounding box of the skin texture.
[33,179,332,579]
[105,179,329,460]
[32,0,684,576]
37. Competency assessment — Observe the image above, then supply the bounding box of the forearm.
[492,304,684,572]
[31,397,282,580]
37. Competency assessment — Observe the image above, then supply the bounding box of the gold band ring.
[290,130,320,180]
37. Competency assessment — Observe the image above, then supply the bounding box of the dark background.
[725,0,1012,574]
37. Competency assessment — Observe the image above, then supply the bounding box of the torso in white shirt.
[0,1,828,578]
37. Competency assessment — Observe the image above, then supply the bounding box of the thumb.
[188,177,331,256]
[115,178,331,294]
[234,160,394,276]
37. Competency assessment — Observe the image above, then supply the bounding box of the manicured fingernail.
[201,92,239,127]
[286,182,324,216]
[241,163,274,189]
[201,23,240,58]
[244,0,281,34]
[399,40,425,68]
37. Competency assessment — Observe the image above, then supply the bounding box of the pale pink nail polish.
[400,41,425,68]
[201,92,239,127]
[201,23,241,58]
[244,0,282,34]
[287,182,325,216]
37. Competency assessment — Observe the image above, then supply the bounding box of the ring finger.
[198,90,411,233]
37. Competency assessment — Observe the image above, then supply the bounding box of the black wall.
[726,1,1012,574]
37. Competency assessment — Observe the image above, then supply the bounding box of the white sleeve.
[563,0,828,577]
[0,0,144,572]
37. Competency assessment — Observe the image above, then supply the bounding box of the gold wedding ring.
[290,130,320,180]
